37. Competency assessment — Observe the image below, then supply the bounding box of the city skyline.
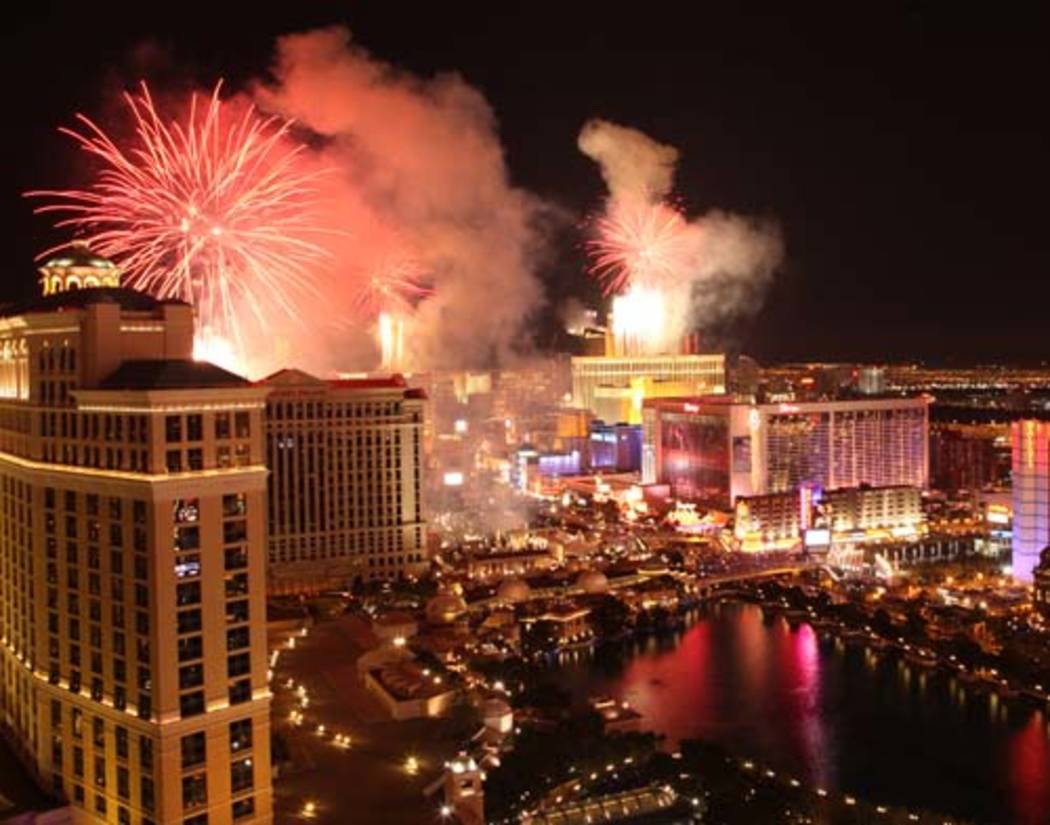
[5,3,1049,364]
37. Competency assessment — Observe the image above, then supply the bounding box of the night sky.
[5,2,1048,363]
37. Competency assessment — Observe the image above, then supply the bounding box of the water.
[553,602,1050,825]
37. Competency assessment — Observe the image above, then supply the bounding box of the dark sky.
[5,2,1048,364]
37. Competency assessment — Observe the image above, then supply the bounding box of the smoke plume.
[579,118,782,350]
[578,119,680,202]
[252,26,549,373]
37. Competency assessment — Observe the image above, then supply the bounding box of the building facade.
[644,396,929,508]
[0,256,272,824]
[1011,419,1050,582]
[570,354,726,425]
[262,369,427,593]
[733,484,923,552]
[1033,547,1050,620]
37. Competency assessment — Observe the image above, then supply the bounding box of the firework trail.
[26,81,331,361]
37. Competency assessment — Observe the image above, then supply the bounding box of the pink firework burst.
[26,80,331,349]
[354,251,432,315]
[587,198,691,295]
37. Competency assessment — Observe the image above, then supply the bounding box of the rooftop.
[41,241,119,271]
[0,286,184,319]
[99,359,249,390]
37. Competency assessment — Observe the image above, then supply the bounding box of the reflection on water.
[554,602,1050,825]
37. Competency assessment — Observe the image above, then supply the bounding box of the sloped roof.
[99,359,248,390]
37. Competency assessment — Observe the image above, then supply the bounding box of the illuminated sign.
[443,471,464,486]
[804,528,830,547]
[683,403,700,413]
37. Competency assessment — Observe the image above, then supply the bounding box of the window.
[175,526,200,550]
[232,797,255,820]
[226,600,249,624]
[223,520,247,544]
[117,765,130,799]
[229,679,251,705]
[94,754,106,787]
[116,726,128,760]
[224,547,248,571]
[230,758,253,793]
[180,732,206,770]
[139,737,153,772]
[234,412,250,438]
[174,498,199,524]
[227,652,250,678]
[182,773,207,809]
[187,414,203,441]
[229,719,252,753]
[73,746,84,777]
[180,691,205,718]
[177,609,202,635]
[184,815,208,825]
[95,793,107,815]
[226,627,249,652]
[188,448,204,471]
[167,451,182,473]
[92,716,104,747]
[175,555,202,579]
[179,664,204,691]
[225,573,249,598]
[223,493,247,518]
[178,636,203,662]
[217,446,232,468]
[215,412,230,439]
[176,581,201,606]
[166,416,182,443]
[140,776,155,812]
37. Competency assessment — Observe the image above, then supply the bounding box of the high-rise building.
[643,396,928,508]
[1033,547,1050,619]
[262,369,427,593]
[570,354,726,424]
[1011,419,1050,582]
[0,252,272,824]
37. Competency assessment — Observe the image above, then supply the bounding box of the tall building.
[262,369,427,593]
[929,422,1000,492]
[1011,419,1050,582]
[643,396,928,508]
[0,252,272,824]
[1033,547,1050,619]
[570,354,726,424]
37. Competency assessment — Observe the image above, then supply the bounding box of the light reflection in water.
[553,602,1050,824]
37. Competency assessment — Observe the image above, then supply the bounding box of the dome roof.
[42,241,118,271]
[482,697,512,718]
[497,576,531,603]
[425,592,467,625]
[577,569,609,594]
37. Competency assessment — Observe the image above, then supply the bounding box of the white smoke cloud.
[253,26,551,372]
[579,118,782,350]
[578,119,679,202]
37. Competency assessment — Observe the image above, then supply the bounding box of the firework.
[586,197,691,295]
[610,287,669,356]
[354,251,431,315]
[26,81,331,367]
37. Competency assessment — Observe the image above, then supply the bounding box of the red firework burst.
[25,80,330,350]
[586,198,691,295]
[354,252,432,315]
